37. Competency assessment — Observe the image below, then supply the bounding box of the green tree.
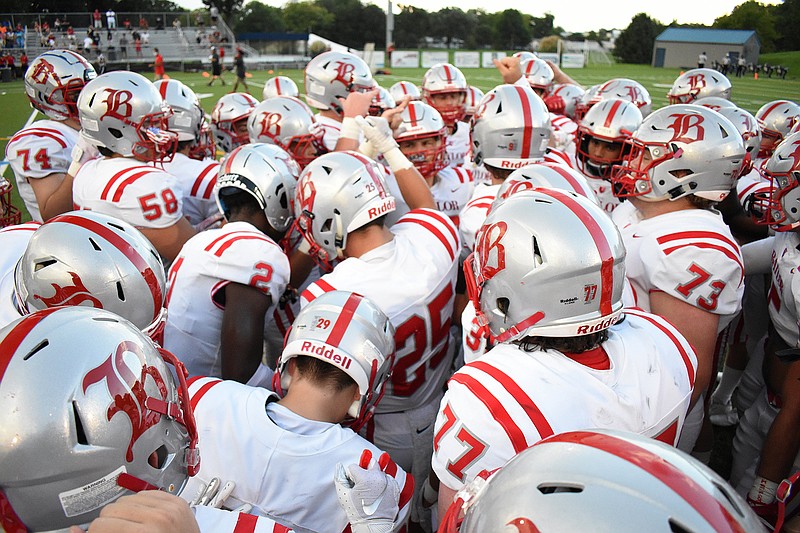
[493,9,530,49]
[614,13,665,64]
[467,9,497,49]
[232,2,285,33]
[713,1,779,53]
[430,7,473,48]
[314,0,377,48]
[203,0,244,23]
[530,13,554,39]
[283,1,333,34]
[394,6,430,48]
[777,0,800,51]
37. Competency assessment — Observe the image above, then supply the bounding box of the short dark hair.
[294,355,356,392]
[484,164,515,181]
[217,188,261,218]
[154,47,159,53]
[516,330,609,354]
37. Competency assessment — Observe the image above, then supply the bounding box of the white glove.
[68,133,101,176]
[189,477,237,509]
[335,451,401,533]
[355,116,412,172]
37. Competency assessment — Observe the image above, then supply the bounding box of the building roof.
[655,28,756,45]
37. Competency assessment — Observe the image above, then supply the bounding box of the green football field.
[3,63,800,221]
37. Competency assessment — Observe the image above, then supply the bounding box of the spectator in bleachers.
[97,50,106,74]
[5,53,14,78]
[123,18,131,30]
[139,17,148,30]
[93,9,102,29]
[66,25,75,44]
[106,9,116,29]
[119,32,128,58]
[142,30,149,44]
[210,5,219,25]
[135,36,142,58]
[83,34,92,56]
[53,17,61,31]
[19,52,27,77]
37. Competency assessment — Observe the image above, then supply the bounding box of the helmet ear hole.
[109,128,124,139]
[497,297,510,316]
[537,483,583,494]
[73,400,88,445]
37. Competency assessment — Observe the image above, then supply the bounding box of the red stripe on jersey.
[397,472,415,509]
[233,512,258,533]
[396,217,455,261]
[0,222,41,233]
[158,81,169,100]
[547,431,747,533]
[190,162,219,198]
[662,243,744,281]
[656,231,739,255]
[165,256,184,307]
[301,278,336,305]
[190,378,223,411]
[100,165,155,200]
[603,99,623,129]
[9,128,68,148]
[213,234,273,257]
[514,86,533,159]
[449,373,529,453]
[0,307,62,383]
[465,195,496,209]
[470,361,555,439]
[186,375,205,387]
[396,209,457,260]
[737,181,763,200]
[325,292,362,347]
[273,524,292,533]
[112,170,159,202]
[51,214,164,322]
[626,310,696,387]
[453,167,472,183]
[539,189,614,315]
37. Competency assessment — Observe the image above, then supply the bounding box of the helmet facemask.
[132,110,178,163]
[398,132,447,179]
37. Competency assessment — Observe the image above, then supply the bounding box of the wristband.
[340,117,361,141]
[382,146,413,173]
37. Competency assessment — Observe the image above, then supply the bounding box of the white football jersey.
[73,157,185,229]
[445,121,470,168]
[164,221,289,379]
[193,507,292,532]
[161,153,221,227]
[612,201,744,332]
[736,160,770,206]
[432,310,697,491]
[5,120,79,222]
[431,166,474,226]
[549,113,578,153]
[768,232,800,347]
[458,182,501,251]
[0,222,40,328]
[185,377,413,532]
[314,114,343,152]
[301,208,460,413]
[586,178,622,214]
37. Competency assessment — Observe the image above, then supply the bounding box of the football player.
[421,63,470,167]
[210,92,259,154]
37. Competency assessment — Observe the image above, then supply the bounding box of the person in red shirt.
[92,9,102,28]
[152,48,165,80]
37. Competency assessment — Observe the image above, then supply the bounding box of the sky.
[176,0,781,33]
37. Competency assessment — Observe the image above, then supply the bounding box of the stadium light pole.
[386,2,394,53]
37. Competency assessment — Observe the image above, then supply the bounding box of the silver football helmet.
[13,211,167,340]
[576,98,643,179]
[295,151,395,271]
[549,83,586,119]
[304,51,374,115]
[756,100,800,157]
[443,429,762,533]
[24,49,97,121]
[276,290,395,431]
[611,104,746,202]
[0,306,199,531]
[512,51,537,62]
[422,63,468,126]
[154,79,203,143]
[574,83,601,121]
[595,78,652,117]
[668,68,732,104]
[497,162,598,205]
[210,92,259,153]
[471,84,551,169]
[262,75,300,100]
[464,189,625,342]
[520,57,554,93]
[216,143,299,233]
[394,100,447,178]
[77,71,177,162]
[389,80,421,103]
[751,131,800,231]
[369,85,396,116]
[464,86,485,121]
[717,105,761,176]
[694,96,737,112]
[247,95,325,169]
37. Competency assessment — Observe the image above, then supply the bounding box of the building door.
[654,47,665,67]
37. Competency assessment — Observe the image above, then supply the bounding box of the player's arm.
[29,172,74,221]
[139,217,197,264]
[649,291,719,405]
[335,90,378,152]
[220,282,272,383]
[72,491,200,533]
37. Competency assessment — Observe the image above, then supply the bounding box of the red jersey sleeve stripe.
[213,234,273,257]
[662,243,744,281]
[626,310,696,387]
[111,171,159,202]
[413,208,459,243]
[190,378,223,411]
[190,162,219,197]
[396,210,458,260]
[325,292,363,347]
[273,524,292,533]
[656,231,740,253]
[165,256,184,307]
[100,166,155,200]
[470,361,555,439]
[232,513,259,533]
[316,278,337,293]
[397,473,415,509]
[9,130,68,148]
[449,373,530,453]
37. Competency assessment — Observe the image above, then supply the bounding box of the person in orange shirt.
[152,48,165,80]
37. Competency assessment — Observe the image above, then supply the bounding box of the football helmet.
[262,75,300,100]
[394,101,447,178]
[573,83,601,121]
[247,95,325,169]
[611,104,746,202]
[389,80,421,103]
[755,100,800,158]
[216,143,299,233]
[276,290,395,432]
[497,162,598,205]
[576,98,643,179]
[442,429,762,533]
[464,86,485,122]
[295,151,395,270]
[190,115,217,160]
[24,49,97,121]
[369,85,396,117]
[549,83,586,119]
[0,178,22,228]
[464,189,625,342]
[512,51,537,62]
[77,71,177,162]
[210,92,259,153]
[422,63,468,126]
[595,78,652,116]
[471,84,551,169]
[717,106,761,176]
[668,68,732,105]
[750,131,800,231]
[153,79,203,143]
[694,96,737,112]
[520,57,554,93]
[304,51,374,115]
[0,306,199,531]
[13,211,167,339]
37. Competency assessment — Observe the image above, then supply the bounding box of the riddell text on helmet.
[575,315,618,335]
[499,160,531,169]
[368,198,396,220]
[300,341,352,369]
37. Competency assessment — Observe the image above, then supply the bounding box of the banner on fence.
[481,51,507,68]
[391,50,420,68]
[454,51,480,69]
[537,52,560,65]
[421,51,449,68]
[561,53,585,68]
